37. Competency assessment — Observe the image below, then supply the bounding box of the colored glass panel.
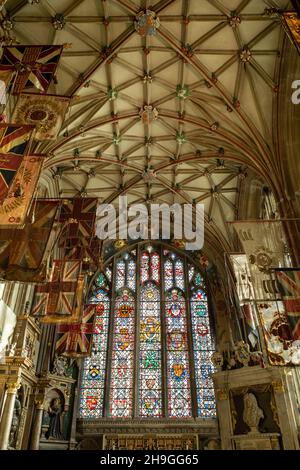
[151,252,160,283]
[190,289,216,418]
[165,288,192,418]
[127,258,136,291]
[79,290,110,418]
[109,289,135,418]
[116,260,125,289]
[139,283,162,417]
[164,259,173,290]
[141,251,150,283]
[175,259,185,290]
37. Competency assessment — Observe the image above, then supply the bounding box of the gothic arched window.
[79,244,216,420]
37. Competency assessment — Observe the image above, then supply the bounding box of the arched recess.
[79,242,217,421]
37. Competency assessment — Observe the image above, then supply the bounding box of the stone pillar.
[0,381,20,450]
[30,400,44,450]
[215,388,233,450]
[272,379,299,450]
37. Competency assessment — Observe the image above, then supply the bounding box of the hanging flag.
[256,301,295,366]
[241,303,259,349]
[0,154,44,228]
[12,93,70,141]
[0,200,60,282]
[0,45,63,95]
[232,221,300,365]
[59,198,98,244]
[0,123,33,155]
[0,70,11,105]
[233,221,285,300]
[64,237,102,269]
[0,153,23,204]
[229,254,255,301]
[32,260,85,324]
[55,305,97,357]
[276,269,300,341]
[282,12,300,54]
[0,125,34,205]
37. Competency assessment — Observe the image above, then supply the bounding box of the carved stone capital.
[272,380,285,393]
[34,398,45,410]
[6,381,21,393]
[217,388,228,401]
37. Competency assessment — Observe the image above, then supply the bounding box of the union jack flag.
[55,305,97,357]
[32,260,84,324]
[0,45,63,95]
[64,236,102,267]
[276,269,300,340]
[0,200,59,282]
[0,124,33,155]
[59,198,98,243]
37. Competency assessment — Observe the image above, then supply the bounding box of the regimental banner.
[59,198,98,242]
[228,254,260,349]
[32,260,85,324]
[0,200,60,282]
[0,69,12,104]
[231,222,300,365]
[276,269,300,341]
[0,124,34,155]
[241,303,259,349]
[0,45,63,94]
[55,304,97,357]
[256,301,300,366]
[0,153,23,204]
[0,154,44,228]
[64,237,102,270]
[283,12,300,54]
[12,93,70,141]
[233,221,285,300]
[229,254,254,301]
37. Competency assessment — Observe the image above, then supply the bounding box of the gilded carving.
[35,398,45,410]
[6,381,21,393]
[270,395,280,428]
[272,380,285,393]
[217,388,228,401]
[105,434,197,451]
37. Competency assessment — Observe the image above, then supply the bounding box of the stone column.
[272,379,299,450]
[0,381,21,450]
[30,400,44,450]
[216,388,233,450]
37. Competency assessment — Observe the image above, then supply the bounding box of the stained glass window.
[190,267,216,418]
[110,288,135,418]
[165,288,192,417]
[139,283,162,417]
[80,244,216,420]
[80,278,110,418]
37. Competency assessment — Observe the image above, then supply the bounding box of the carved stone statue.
[243,392,264,432]
[52,354,68,376]
[204,438,221,450]
[45,398,64,440]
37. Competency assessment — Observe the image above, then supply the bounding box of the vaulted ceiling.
[1,0,292,255]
